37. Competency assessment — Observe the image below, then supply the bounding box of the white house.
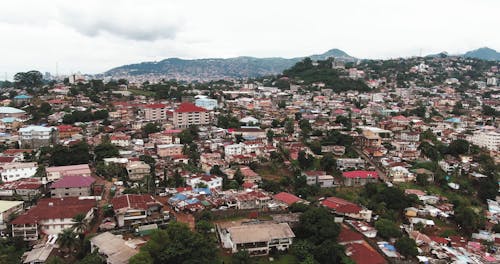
[224,143,245,156]
[0,162,37,182]
[388,166,415,183]
[186,174,222,189]
[11,197,95,240]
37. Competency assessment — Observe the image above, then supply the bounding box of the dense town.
[0,55,499,264]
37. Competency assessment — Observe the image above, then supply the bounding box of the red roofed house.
[110,134,131,147]
[321,197,372,222]
[345,242,387,264]
[57,125,82,139]
[338,226,364,245]
[0,178,45,201]
[11,197,96,240]
[143,103,168,121]
[273,192,303,206]
[173,102,209,128]
[111,194,163,227]
[50,175,96,197]
[343,171,379,187]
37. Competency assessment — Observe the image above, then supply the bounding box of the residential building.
[0,106,27,119]
[219,222,295,256]
[156,144,184,158]
[336,158,366,171]
[111,194,163,227]
[225,143,245,156]
[50,175,95,197]
[90,232,140,264]
[186,174,222,189]
[235,190,271,210]
[302,171,334,188]
[0,178,44,201]
[195,98,218,110]
[56,125,82,139]
[110,134,131,147]
[469,130,500,151]
[46,164,91,182]
[173,102,210,128]
[387,166,415,183]
[11,197,95,240]
[343,170,379,186]
[321,197,372,222]
[0,162,37,182]
[19,126,58,149]
[0,200,23,232]
[143,103,168,121]
[126,161,151,181]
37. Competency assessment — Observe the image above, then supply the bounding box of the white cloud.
[0,0,498,77]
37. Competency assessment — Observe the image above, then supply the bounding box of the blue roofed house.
[13,94,32,105]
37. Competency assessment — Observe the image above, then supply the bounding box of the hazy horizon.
[1,0,499,78]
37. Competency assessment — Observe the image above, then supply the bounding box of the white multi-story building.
[224,143,245,156]
[195,98,218,110]
[173,102,210,128]
[143,104,168,121]
[18,126,58,148]
[0,162,37,182]
[469,130,500,151]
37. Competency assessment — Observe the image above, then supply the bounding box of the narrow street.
[89,176,113,234]
[353,147,388,182]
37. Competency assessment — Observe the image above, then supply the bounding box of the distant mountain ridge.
[105,47,499,80]
[426,47,500,61]
[463,47,500,61]
[105,49,357,80]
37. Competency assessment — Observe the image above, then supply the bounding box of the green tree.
[395,236,418,257]
[58,229,77,254]
[14,70,43,88]
[320,153,335,172]
[375,218,402,239]
[142,122,162,136]
[447,139,469,156]
[297,151,313,170]
[71,214,88,235]
[455,207,482,235]
[266,129,275,142]
[77,252,104,264]
[46,257,66,264]
[232,250,251,264]
[234,168,244,187]
[94,142,119,161]
[134,222,218,263]
[285,119,294,135]
[296,207,340,244]
[129,251,154,264]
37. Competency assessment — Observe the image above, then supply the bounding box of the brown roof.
[11,197,95,225]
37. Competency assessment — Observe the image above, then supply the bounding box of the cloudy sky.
[0,0,498,78]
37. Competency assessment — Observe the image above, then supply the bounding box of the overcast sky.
[0,0,498,78]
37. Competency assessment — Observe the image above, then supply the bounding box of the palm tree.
[71,214,88,235]
[58,229,77,254]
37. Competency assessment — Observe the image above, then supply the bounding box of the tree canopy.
[129,222,218,264]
